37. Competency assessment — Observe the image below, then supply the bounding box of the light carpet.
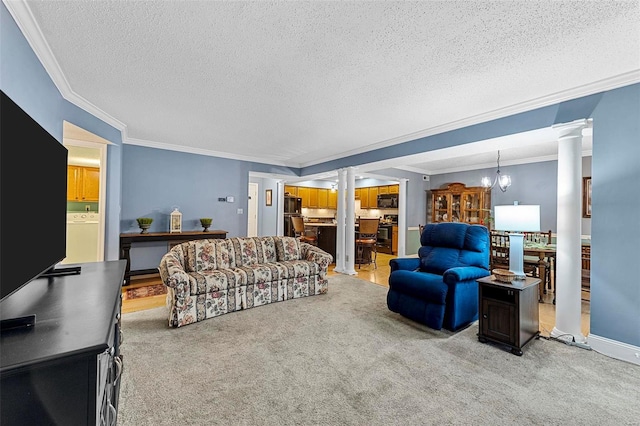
[118,274,640,425]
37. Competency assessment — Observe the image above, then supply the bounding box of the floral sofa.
[158,236,333,327]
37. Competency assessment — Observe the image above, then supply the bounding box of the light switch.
[226,196,235,203]
[237,208,243,214]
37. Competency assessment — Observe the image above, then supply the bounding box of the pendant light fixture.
[482,150,511,192]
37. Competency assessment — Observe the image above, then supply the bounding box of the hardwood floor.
[122,253,590,337]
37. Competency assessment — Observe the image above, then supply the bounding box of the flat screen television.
[1,91,78,328]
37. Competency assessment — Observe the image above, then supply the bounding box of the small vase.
[139,224,151,234]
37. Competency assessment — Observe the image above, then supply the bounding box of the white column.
[334,169,347,273]
[276,180,285,236]
[397,178,409,258]
[551,119,588,344]
[344,167,357,275]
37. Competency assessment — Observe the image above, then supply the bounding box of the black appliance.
[283,196,303,237]
[284,196,302,214]
[377,193,398,208]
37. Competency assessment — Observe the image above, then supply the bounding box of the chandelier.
[481,151,511,192]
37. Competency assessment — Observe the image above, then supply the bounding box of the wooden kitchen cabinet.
[67,165,100,201]
[284,185,297,196]
[392,225,398,254]
[388,184,399,194]
[367,187,379,208]
[430,182,490,224]
[308,188,319,208]
[297,187,310,208]
[317,188,328,208]
[328,190,337,209]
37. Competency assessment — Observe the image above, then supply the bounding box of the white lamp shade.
[494,205,540,232]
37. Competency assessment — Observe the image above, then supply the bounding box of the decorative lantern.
[170,207,182,233]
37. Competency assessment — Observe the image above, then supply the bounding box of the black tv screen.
[1,91,68,301]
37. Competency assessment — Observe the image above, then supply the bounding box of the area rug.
[122,283,166,300]
[118,274,640,425]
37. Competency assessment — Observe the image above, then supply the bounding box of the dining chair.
[291,216,317,245]
[356,217,379,269]
[581,245,591,301]
[489,231,510,271]
[523,230,553,294]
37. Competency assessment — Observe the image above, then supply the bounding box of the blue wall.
[2,1,638,352]
[590,85,640,346]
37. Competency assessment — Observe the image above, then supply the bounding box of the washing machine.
[62,212,100,264]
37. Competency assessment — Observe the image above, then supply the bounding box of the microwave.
[377,194,398,208]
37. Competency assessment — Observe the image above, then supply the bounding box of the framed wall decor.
[265,189,272,206]
[583,177,592,218]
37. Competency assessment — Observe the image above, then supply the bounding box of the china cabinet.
[429,182,491,225]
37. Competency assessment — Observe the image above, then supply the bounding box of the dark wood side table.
[476,275,541,356]
[119,230,227,285]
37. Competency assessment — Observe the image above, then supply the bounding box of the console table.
[476,275,540,356]
[1,260,126,425]
[119,230,227,285]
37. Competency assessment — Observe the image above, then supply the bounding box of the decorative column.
[551,119,588,344]
[276,180,285,236]
[344,167,357,275]
[397,178,409,257]
[334,169,347,273]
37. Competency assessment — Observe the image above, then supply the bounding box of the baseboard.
[588,333,640,366]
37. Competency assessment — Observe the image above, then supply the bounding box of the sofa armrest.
[442,266,490,285]
[301,243,333,272]
[158,250,191,296]
[390,257,421,273]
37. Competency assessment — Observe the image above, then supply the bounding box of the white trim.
[588,334,640,366]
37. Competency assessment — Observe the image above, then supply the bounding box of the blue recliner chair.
[387,222,490,331]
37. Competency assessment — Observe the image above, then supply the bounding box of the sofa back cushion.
[418,223,489,274]
[275,236,302,261]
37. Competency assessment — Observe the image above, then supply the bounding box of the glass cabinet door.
[463,192,481,224]
[451,194,461,222]
[434,194,448,222]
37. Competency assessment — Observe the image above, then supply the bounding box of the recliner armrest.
[443,266,490,285]
[390,257,421,273]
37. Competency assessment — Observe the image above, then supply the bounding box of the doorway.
[61,121,109,264]
[248,182,258,237]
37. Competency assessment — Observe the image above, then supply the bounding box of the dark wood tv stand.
[0,260,126,425]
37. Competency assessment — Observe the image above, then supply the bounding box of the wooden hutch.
[429,182,491,225]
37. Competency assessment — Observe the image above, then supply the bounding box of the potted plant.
[136,217,153,234]
[200,218,213,232]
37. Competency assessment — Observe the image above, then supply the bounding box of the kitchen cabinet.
[328,190,337,209]
[379,186,389,195]
[317,188,328,208]
[430,182,490,224]
[298,187,310,208]
[477,276,540,356]
[308,188,319,208]
[67,165,100,201]
[389,184,399,194]
[367,187,379,209]
[392,225,398,254]
[359,188,369,208]
[284,185,297,196]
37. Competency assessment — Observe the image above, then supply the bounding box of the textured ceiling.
[14,1,640,172]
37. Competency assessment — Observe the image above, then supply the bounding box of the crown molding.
[4,0,126,131]
[124,137,291,167]
[299,70,640,168]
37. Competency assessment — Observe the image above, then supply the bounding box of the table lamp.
[494,204,540,279]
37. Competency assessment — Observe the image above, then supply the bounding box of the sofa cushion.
[215,239,235,269]
[193,240,218,272]
[229,237,261,267]
[275,237,302,261]
[256,236,278,263]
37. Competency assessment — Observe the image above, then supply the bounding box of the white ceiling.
[8,1,640,176]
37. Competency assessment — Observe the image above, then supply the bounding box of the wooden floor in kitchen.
[122,252,590,338]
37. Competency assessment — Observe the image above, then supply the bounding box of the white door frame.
[248,182,259,237]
